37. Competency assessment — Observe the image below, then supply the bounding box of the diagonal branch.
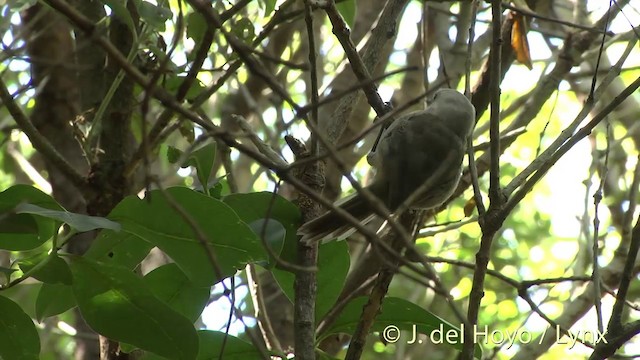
[0,78,88,191]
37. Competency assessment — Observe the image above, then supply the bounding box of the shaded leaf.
[0,214,40,251]
[71,257,198,360]
[0,185,61,251]
[18,252,72,285]
[35,283,76,322]
[0,295,40,360]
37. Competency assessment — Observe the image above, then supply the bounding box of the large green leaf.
[0,295,40,360]
[143,263,210,323]
[71,257,198,360]
[108,187,265,286]
[0,185,61,251]
[321,296,483,359]
[272,240,349,319]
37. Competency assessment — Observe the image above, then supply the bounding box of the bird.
[297,88,476,244]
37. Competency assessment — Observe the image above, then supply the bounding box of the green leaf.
[0,295,40,360]
[336,0,356,29]
[137,0,172,31]
[321,297,483,359]
[166,145,184,165]
[272,240,349,319]
[179,121,196,142]
[101,0,136,33]
[0,185,61,251]
[143,263,210,323]
[109,187,265,286]
[70,257,198,360]
[232,18,255,42]
[209,177,230,199]
[163,74,207,102]
[186,12,207,44]
[248,219,285,268]
[35,283,76,322]
[15,203,121,232]
[166,143,216,189]
[262,0,276,16]
[190,142,216,189]
[196,330,263,360]
[18,252,72,285]
[223,192,301,266]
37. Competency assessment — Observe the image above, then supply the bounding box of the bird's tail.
[298,182,387,244]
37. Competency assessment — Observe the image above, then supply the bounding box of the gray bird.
[298,89,476,243]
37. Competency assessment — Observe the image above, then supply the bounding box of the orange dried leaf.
[511,12,533,70]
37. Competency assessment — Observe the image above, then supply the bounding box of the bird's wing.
[377,112,467,210]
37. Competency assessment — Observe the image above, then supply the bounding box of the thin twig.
[589,0,616,335]
[462,1,503,358]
